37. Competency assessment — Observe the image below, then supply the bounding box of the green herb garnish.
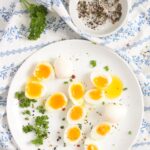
[23,124,34,133]
[90,60,96,68]
[25,117,29,120]
[22,110,31,115]
[104,66,109,71]
[64,81,69,84]
[20,0,48,40]
[78,123,82,129]
[15,91,37,108]
[31,137,43,145]
[22,115,49,145]
[102,101,105,105]
[128,130,132,135]
[36,106,46,114]
[64,142,66,147]
[35,115,49,129]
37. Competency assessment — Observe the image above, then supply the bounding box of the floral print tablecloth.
[0,0,150,149]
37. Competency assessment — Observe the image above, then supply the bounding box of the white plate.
[7,40,143,150]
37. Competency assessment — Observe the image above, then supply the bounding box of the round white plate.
[7,40,143,150]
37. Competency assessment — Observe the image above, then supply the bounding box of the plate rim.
[6,39,144,150]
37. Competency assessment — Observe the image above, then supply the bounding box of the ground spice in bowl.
[77,0,122,29]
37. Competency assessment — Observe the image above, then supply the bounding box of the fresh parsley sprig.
[20,0,48,40]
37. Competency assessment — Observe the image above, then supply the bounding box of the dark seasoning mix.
[77,0,122,29]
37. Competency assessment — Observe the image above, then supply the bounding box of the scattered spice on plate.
[123,87,128,91]
[77,0,122,29]
[60,125,64,129]
[71,74,76,79]
[62,108,66,111]
[62,117,66,121]
[77,144,80,147]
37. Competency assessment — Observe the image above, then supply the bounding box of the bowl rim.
[69,0,129,37]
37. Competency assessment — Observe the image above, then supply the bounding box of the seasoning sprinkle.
[77,0,122,29]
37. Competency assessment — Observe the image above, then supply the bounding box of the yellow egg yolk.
[70,106,83,120]
[34,64,51,80]
[48,93,67,109]
[71,83,84,100]
[67,127,81,141]
[93,76,108,89]
[105,76,123,99]
[89,89,102,100]
[87,144,98,150]
[96,124,111,136]
[25,81,43,99]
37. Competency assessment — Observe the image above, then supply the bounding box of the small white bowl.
[69,0,129,37]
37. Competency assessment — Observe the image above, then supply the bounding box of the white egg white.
[67,105,86,124]
[91,122,112,140]
[64,125,82,144]
[68,81,85,105]
[84,89,105,106]
[33,62,55,80]
[90,70,112,89]
[53,57,73,78]
[45,92,68,111]
[103,104,127,123]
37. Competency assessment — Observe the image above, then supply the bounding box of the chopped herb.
[23,124,34,133]
[128,130,132,135]
[78,124,82,129]
[123,87,128,91]
[25,117,29,120]
[36,106,46,114]
[70,79,73,82]
[90,60,96,68]
[64,142,66,147]
[20,0,48,40]
[15,91,37,108]
[22,115,49,145]
[63,81,68,84]
[31,137,43,145]
[22,110,31,115]
[103,66,109,71]
[102,101,105,105]
[35,115,49,129]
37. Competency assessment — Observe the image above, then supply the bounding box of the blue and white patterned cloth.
[0,0,150,149]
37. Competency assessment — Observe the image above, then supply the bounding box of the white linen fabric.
[0,0,150,149]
